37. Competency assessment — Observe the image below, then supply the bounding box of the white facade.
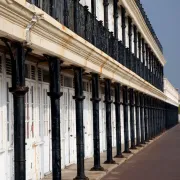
[164,78,179,107]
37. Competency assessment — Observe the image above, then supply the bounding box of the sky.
[141,0,180,90]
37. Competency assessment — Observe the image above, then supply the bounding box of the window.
[6,81,13,147]
[64,76,73,88]
[31,86,34,138]
[25,89,30,139]
[43,89,48,136]
[43,70,49,83]
[6,58,12,75]
[38,86,41,137]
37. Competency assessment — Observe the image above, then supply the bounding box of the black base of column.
[123,150,132,154]
[90,166,105,171]
[136,144,143,147]
[73,176,89,180]
[130,146,137,150]
[104,160,116,164]
[114,154,125,158]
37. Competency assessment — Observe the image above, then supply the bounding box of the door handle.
[70,135,73,137]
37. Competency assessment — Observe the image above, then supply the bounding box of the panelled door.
[68,88,76,164]
[6,78,14,180]
[111,95,116,147]
[83,82,93,158]
[62,86,76,166]
[42,83,51,174]
[100,91,106,151]
[25,80,36,180]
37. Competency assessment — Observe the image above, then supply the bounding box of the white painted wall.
[118,8,122,41]
[108,0,114,33]
[164,78,179,107]
[97,0,104,23]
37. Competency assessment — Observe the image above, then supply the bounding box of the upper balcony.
[26,0,164,91]
[135,0,163,53]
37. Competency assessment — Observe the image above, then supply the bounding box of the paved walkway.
[43,126,167,180]
[102,124,180,180]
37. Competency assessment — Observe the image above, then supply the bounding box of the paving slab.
[42,131,163,180]
[102,125,180,180]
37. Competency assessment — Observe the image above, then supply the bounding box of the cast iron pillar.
[90,74,104,171]
[149,97,152,140]
[123,86,131,153]
[144,95,149,142]
[140,93,145,144]
[91,0,97,45]
[74,0,80,33]
[64,0,69,27]
[47,57,62,180]
[8,42,29,180]
[114,83,124,158]
[103,0,109,29]
[73,67,88,180]
[135,92,141,146]
[152,99,155,138]
[147,96,151,140]
[133,25,138,73]
[104,79,116,164]
[129,89,136,149]
[113,0,118,39]
[121,6,126,66]
[128,17,133,70]
[138,32,141,76]
[142,38,145,79]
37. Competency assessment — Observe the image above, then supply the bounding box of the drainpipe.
[25,13,44,46]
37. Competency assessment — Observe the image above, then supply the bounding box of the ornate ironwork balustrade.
[27,0,163,91]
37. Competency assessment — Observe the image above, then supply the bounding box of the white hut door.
[42,84,51,173]
[25,81,36,180]
[62,88,69,166]
[6,78,14,180]
[84,91,90,158]
[101,94,107,151]
[68,88,76,164]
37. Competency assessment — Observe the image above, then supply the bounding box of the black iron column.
[133,25,138,73]
[149,97,152,140]
[103,0,109,29]
[114,0,118,39]
[152,99,155,138]
[121,6,126,66]
[64,0,69,27]
[128,17,133,70]
[104,79,115,164]
[73,67,88,180]
[8,42,28,180]
[114,83,124,158]
[91,0,97,45]
[142,38,145,79]
[47,57,62,180]
[129,89,136,149]
[123,86,131,153]
[144,95,149,142]
[135,92,141,146]
[138,32,141,76]
[147,96,151,140]
[74,0,80,33]
[140,93,145,144]
[90,73,104,171]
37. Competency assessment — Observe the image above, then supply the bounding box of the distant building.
[0,0,178,179]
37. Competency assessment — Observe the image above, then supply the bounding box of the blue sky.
[141,0,180,89]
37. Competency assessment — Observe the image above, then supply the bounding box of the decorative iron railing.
[135,0,163,53]
[27,0,163,92]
